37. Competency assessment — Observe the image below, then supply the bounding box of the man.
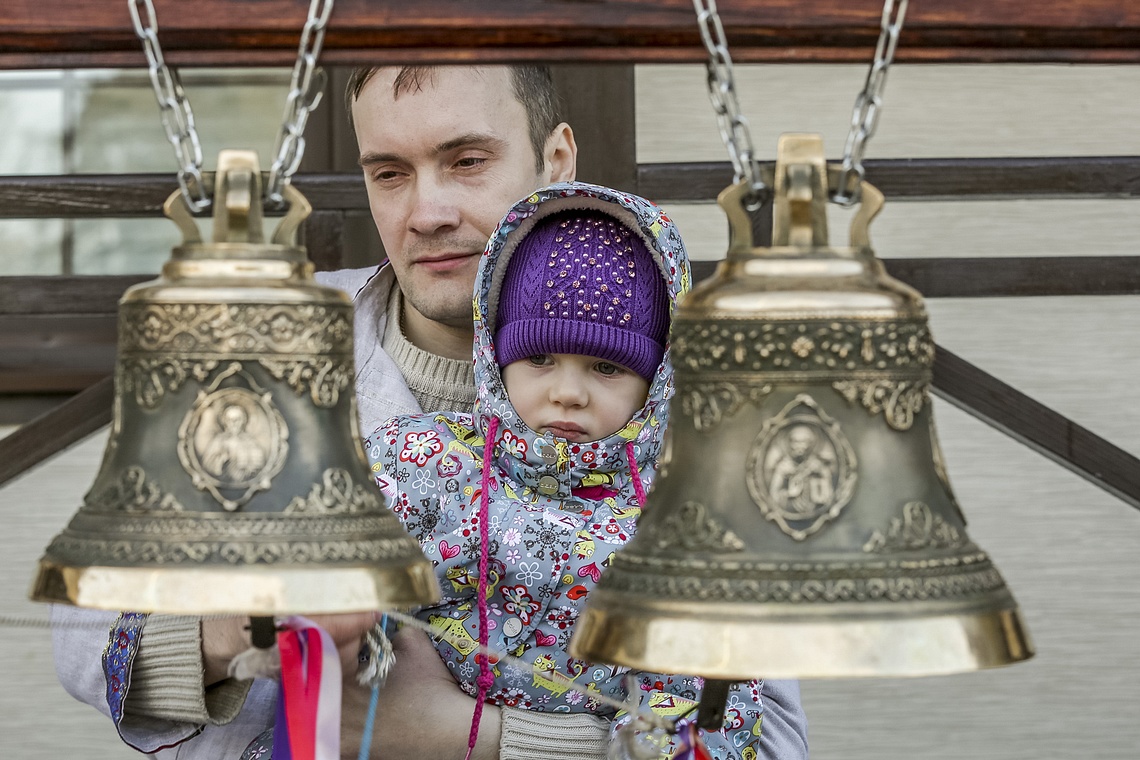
[53,65,808,760]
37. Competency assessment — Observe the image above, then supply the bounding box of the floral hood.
[472,181,691,497]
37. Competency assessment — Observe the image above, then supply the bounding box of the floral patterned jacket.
[365,183,804,758]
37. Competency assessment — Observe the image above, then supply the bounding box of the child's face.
[501,354,650,443]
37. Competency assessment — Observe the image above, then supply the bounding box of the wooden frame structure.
[1,1,1139,516]
[4,1,1140,66]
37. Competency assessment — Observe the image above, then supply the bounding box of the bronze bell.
[571,134,1033,679]
[30,150,439,615]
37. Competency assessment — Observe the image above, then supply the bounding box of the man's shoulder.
[314,265,388,299]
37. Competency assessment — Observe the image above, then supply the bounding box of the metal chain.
[692,0,908,207]
[128,0,334,212]
[129,0,210,212]
[833,0,909,206]
[692,0,766,207]
[266,0,335,206]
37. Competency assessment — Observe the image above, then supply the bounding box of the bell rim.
[30,559,441,616]
[570,589,1034,679]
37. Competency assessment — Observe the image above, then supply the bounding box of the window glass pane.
[0,69,290,275]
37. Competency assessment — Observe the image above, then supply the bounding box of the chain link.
[129,0,333,212]
[266,0,335,206]
[692,0,766,207]
[130,0,210,212]
[692,0,908,208]
[833,0,909,206]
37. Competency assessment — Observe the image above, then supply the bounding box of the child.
[366,182,785,759]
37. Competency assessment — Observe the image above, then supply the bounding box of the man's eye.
[456,156,487,169]
[371,169,403,183]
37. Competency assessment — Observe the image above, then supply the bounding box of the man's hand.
[341,626,501,760]
[202,613,380,687]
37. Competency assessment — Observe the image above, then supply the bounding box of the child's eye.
[595,362,620,376]
[527,354,553,367]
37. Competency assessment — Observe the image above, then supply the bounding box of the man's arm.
[51,604,122,721]
[341,626,502,760]
[340,627,611,760]
[55,592,608,760]
[51,605,260,755]
[758,680,810,760]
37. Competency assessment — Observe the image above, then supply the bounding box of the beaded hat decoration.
[495,209,669,381]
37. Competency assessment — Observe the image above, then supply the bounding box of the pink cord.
[626,441,647,508]
[465,415,500,760]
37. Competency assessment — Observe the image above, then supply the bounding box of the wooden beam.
[0,275,147,314]
[0,314,117,392]
[0,393,73,426]
[3,0,1140,68]
[0,375,112,488]
[0,174,369,219]
[4,157,1137,221]
[686,257,1140,298]
[553,65,638,193]
[638,157,1140,203]
[0,253,1133,391]
[301,209,347,272]
[881,257,1140,299]
[932,346,1140,513]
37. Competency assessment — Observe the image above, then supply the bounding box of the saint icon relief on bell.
[178,362,289,511]
[746,394,858,541]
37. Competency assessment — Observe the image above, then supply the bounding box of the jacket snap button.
[537,475,559,495]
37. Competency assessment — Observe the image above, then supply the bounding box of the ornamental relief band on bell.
[119,302,354,356]
[284,468,384,515]
[679,376,928,433]
[671,319,934,376]
[642,501,745,553]
[832,378,929,431]
[118,359,220,409]
[84,466,183,514]
[119,356,352,409]
[746,394,858,541]
[117,302,354,408]
[863,500,969,554]
[679,382,773,432]
[45,536,423,566]
[259,358,353,407]
[599,560,1007,604]
[63,511,401,538]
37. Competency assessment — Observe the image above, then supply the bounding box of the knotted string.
[465,414,501,760]
[355,685,380,760]
[355,614,387,760]
[626,441,647,508]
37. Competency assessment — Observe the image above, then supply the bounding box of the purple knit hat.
[495,210,669,380]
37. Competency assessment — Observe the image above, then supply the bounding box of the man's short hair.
[345,65,562,174]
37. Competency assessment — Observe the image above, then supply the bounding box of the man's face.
[353,67,552,330]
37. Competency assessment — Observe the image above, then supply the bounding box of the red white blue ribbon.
[272,617,341,760]
[674,721,714,760]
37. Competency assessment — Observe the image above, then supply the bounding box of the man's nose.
[407,176,461,235]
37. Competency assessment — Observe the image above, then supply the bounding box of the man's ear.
[544,122,577,182]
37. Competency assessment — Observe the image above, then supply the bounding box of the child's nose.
[549,371,588,407]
